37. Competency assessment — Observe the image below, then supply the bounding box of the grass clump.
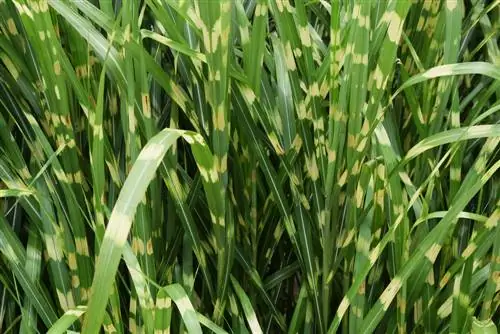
[0,0,499,333]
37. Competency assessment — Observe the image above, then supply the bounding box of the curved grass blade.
[404,125,500,161]
[394,62,500,97]
[412,211,489,232]
[83,128,221,333]
[197,313,229,334]
[81,129,179,333]
[163,284,203,334]
[231,276,263,334]
[47,306,87,334]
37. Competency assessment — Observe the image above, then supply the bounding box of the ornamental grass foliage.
[0,0,499,333]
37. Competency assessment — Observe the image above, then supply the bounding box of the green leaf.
[46,306,87,334]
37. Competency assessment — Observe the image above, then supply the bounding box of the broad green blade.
[47,306,87,334]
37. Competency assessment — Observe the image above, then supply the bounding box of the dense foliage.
[0,0,499,333]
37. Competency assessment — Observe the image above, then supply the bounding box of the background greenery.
[0,0,499,333]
